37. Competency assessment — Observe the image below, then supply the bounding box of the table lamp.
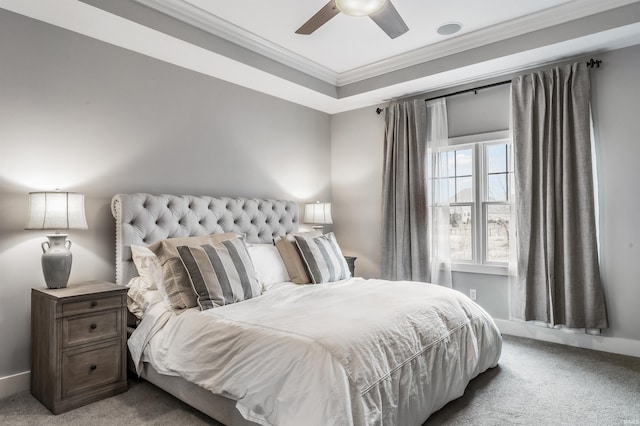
[304,201,333,232]
[25,192,88,289]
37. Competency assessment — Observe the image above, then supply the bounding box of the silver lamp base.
[41,234,73,289]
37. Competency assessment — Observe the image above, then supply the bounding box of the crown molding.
[134,0,338,85]
[135,0,640,88]
[337,0,640,85]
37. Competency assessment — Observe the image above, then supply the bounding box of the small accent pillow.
[147,233,239,311]
[274,231,321,284]
[294,232,351,284]
[247,244,290,290]
[130,245,161,290]
[126,277,164,319]
[178,239,262,310]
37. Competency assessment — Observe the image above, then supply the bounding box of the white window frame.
[447,130,511,276]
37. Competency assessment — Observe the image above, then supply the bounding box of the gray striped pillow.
[294,232,351,284]
[177,239,261,310]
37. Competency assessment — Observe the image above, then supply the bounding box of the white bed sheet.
[129,278,502,426]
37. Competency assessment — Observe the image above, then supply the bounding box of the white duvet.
[129,278,502,426]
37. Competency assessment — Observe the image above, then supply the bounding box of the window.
[447,148,473,262]
[430,131,512,274]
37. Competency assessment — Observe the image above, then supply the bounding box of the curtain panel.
[380,99,451,285]
[511,62,608,331]
[381,100,429,281]
[425,99,452,287]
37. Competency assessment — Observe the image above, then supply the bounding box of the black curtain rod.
[375,58,602,115]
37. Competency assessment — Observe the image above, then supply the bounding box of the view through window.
[431,133,512,269]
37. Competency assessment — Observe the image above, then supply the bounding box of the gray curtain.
[381,100,428,281]
[511,62,608,330]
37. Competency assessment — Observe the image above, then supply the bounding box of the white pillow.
[126,276,164,319]
[247,244,290,290]
[131,245,161,289]
[131,245,167,302]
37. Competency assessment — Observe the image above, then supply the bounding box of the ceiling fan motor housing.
[336,0,387,17]
[296,0,406,39]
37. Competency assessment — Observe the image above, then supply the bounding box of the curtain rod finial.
[586,58,602,68]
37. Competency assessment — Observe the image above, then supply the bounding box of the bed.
[112,193,502,426]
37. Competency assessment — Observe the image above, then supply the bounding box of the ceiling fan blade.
[295,0,340,35]
[369,0,409,39]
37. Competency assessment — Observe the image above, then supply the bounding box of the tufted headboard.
[111,193,299,285]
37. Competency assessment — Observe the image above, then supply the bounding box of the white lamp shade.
[335,0,386,16]
[304,202,333,225]
[25,192,88,231]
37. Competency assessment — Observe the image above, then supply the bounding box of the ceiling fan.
[296,0,409,39]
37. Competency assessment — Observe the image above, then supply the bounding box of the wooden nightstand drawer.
[62,342,122,398]
[62,310,122,348]
[62,295,122,316]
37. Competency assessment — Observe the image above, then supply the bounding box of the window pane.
[447,177,455,202]
[486,204,510,263]
[456,149,473,176]
[456,176,473,202]
[447,151,456,176]
[450,205,473,261]
[435,178,448,204]
[487,144,507,174]
[487,174,507,201]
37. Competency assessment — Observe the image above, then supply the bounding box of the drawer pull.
[90,301,98,307]
[90,323,97,330]
[89,364,97,371]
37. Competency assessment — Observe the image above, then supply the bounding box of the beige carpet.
[1,335,639,425]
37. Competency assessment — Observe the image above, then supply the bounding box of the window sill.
[451,263,509,276]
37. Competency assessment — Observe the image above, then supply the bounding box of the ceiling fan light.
[335,0,387,17]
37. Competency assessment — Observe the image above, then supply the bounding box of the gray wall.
[331,45,640,344]
[0,10,331,378]
[590,45,640,341]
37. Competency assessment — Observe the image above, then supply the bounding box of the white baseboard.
[495,319,640,358]
[0,371,30,400]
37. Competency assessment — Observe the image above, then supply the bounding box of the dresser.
[31,281,128,414]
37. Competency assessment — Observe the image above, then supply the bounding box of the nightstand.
[31,281,128,414]
[344,256,357,277]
